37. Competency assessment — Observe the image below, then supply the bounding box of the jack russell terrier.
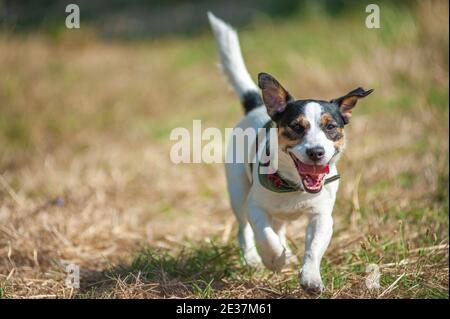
[208,13,373,294]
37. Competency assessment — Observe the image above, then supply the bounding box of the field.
[0,1,448,298]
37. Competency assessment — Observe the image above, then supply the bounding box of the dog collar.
[255,120,340,193]
[258,164,340,193]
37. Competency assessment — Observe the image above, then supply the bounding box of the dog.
[208,13,373,294]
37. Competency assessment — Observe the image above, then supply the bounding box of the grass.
[0,1,448,298]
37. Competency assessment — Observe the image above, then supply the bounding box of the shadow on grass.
[78,240,282,298]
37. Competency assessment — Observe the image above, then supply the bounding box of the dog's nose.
[306,146,325,162]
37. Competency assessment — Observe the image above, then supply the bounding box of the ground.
[0,1,448,298]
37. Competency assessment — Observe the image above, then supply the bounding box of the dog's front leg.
[247,202,286,272]
[300,212,333,294]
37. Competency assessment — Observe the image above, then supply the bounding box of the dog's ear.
[331,87,373,124]
[258,72,294,118]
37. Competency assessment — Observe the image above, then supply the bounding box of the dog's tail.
[207,12,263,114]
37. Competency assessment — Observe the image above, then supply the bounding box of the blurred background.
[0,0,448,298]
[0,0,417,37]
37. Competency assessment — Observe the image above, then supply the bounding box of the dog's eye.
[290,123,304,134]
[326,123,337,130]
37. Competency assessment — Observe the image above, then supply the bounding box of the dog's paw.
[285,249,298,265]
[243,249,263,268]
[299,268,324,295]
[261,249,287,272]
[300,279,324,295]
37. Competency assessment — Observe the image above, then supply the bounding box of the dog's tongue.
[297,161,330,175]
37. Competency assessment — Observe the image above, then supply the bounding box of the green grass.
[0,1,447,299]
[78,225,448,298]
[95,241,271,298]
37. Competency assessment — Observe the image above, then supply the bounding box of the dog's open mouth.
[290,153,330,193]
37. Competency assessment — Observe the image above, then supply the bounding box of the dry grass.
[0,1,448,298]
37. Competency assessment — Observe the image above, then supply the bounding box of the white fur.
[209,13,340,294]
[207,12,259,97]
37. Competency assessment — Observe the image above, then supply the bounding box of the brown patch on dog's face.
[320,113,345,151]
[277,115,310,150]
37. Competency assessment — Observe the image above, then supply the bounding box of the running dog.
[208,13,373,294]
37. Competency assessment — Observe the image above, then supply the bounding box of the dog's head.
[258,72,373,193]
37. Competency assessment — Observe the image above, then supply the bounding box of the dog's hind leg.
[226,164,262,267]
[247,203,287,272]
[272,219,298,265]
[237,220,262,267]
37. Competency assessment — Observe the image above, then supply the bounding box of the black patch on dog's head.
[275,100,343,128]
[257,72,373,149]
[320,102,346,128]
